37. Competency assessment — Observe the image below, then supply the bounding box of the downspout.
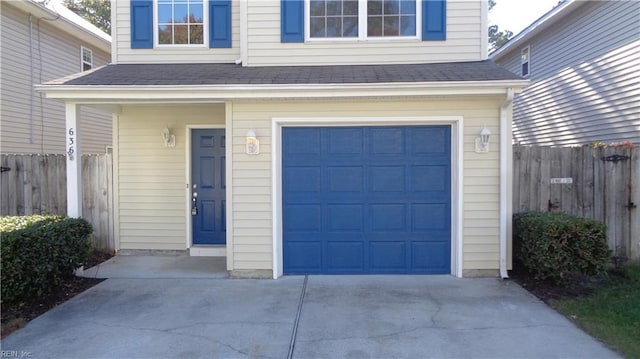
[236,0,248,66]
[500,88,515,279]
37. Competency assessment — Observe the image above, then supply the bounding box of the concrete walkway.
[1,259,620,358]
[80,255,228,279]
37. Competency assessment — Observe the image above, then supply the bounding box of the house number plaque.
[67,128,76,161]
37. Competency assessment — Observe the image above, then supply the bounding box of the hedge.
[0,215,93,305]
[514,212,611,282]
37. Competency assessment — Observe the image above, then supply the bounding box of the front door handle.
[191,193,198,216]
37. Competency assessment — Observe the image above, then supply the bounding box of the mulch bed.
[1,249,114,338]
[509,261,628,304]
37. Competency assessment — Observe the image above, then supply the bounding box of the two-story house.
[1,0,111,154]
[490,0,639,146]
[38,0,527,278]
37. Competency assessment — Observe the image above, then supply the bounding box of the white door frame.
[271,116,464,278]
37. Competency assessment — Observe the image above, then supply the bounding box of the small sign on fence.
[550,177,573,184]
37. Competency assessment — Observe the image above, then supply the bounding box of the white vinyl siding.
[1,2,111,154]
[115,0,484,65]
[247,0,483,66]
[114,0,240,63]
[116,104,225,250]
[494,1,640,146]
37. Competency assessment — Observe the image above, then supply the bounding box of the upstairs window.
[81,47,93,71]
[131,0,230,49]
[310,0,359,38]
[156,0,206,46]
[367,0,416,37]
[521,46,530,77]
[307,0,419,39]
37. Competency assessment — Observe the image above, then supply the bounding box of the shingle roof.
[55,61,522,86]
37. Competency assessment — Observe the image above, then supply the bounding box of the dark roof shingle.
[59,61,522,86]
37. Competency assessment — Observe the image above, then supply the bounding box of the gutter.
[36,80,530,102]
[499,88,515,279]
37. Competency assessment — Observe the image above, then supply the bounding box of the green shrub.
[0,215,93,305]
[514,212,611,282]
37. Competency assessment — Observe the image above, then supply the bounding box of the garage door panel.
[284,128,321,155]
[370,242,406,271]
[370,166,406,192]
[327,166,364,192]
[411,127,449,154]
[327,128,364,154]
[284,204,321,231]
[327,241,364,271]
[370,128,405,154]
[412,166,448,192]
[285,167,321,192]
[412,241,450,272]
[286,241,322,272]
[412,204,449,231]
[327,204,364,231]
[283,126,451,274]
[370,204,407,231]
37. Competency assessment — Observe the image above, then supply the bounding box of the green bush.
[514,212,611,282]
[0,215,93,305]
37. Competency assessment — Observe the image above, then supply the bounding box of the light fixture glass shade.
[480,127,491,146]
[246,129,259,155]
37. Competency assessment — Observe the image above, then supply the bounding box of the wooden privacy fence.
[514,145,639,261]
[1,154,114,250]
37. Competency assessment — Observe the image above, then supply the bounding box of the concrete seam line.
[288,275,308,359]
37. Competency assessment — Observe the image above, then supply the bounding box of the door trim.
[272,117,464,279]
[185,125,227,255]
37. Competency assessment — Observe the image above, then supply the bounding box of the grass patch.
[551,264,640,358]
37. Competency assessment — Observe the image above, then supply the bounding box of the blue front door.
[191,129,226,245]
[283,126,451,274]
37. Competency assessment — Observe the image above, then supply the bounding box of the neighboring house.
[490,0,640,146]
[0,0,111,154]
[38,0,527,278]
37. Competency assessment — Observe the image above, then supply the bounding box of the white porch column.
[65,103,82,218]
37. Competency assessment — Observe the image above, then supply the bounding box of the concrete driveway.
[1,275,619,358]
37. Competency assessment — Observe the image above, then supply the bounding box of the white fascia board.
[36,80,529,103]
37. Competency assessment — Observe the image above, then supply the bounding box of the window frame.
[304,0,422,42]
[153,0,209,48]
[521,46,530,77]
[81,46,93,71]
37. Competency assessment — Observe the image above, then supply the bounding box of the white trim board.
[271,116,464,278]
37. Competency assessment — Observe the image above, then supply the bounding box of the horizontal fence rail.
[514,145,639,261]
[1,154,114,250]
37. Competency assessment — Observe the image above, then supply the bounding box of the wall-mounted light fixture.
[246,129,260,155]
[162,127,176,148]
[475,126,491,153]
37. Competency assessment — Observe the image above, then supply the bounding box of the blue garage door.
[283,126,451,274]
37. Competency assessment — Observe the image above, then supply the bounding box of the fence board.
[514,145,638,260]
[0,154,114,250]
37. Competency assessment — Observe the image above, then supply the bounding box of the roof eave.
[10,0,111,53]
[35,80,530,103]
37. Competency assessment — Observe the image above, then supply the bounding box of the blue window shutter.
[130,0,153,48]
[422,0,446,41]
[281,0,304,43]
[210,0,232,48]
